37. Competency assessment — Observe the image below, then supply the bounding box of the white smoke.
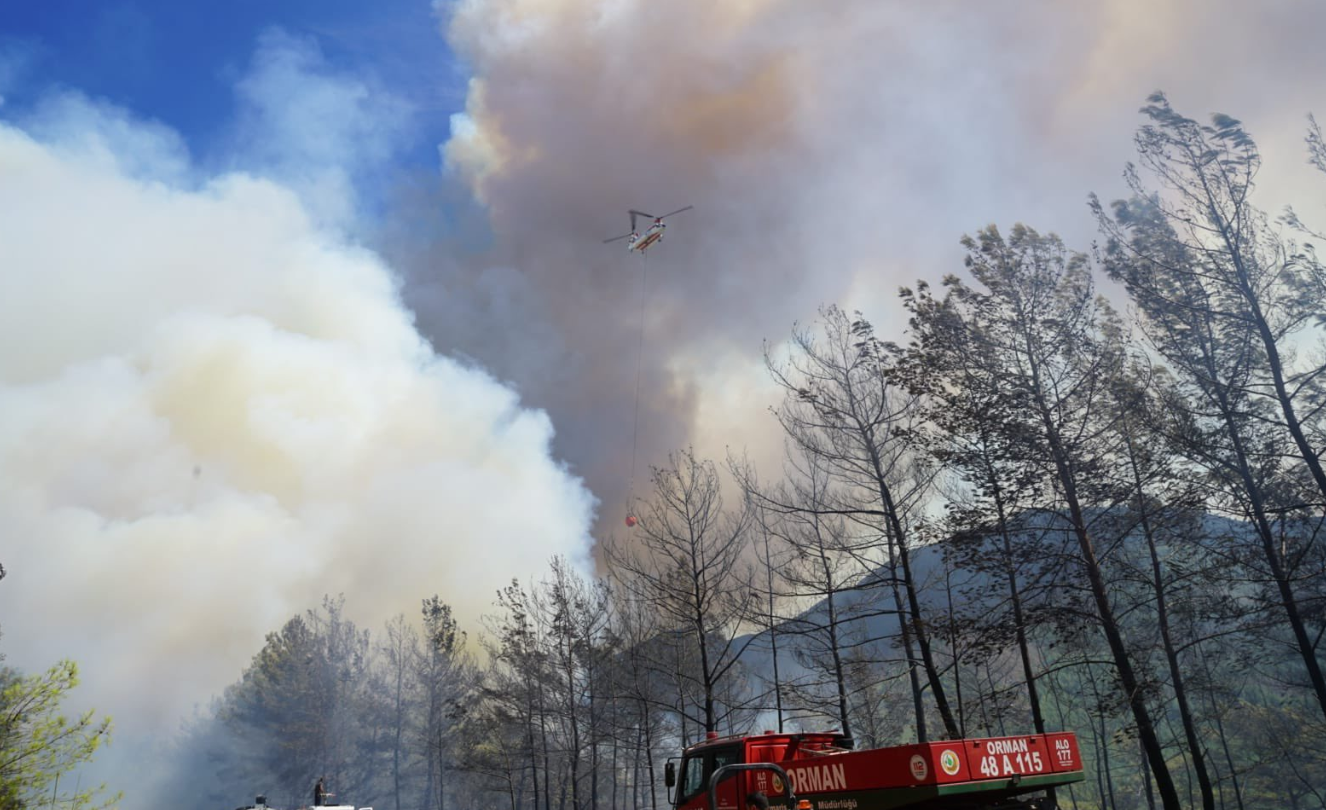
[0,33,596,759]
[224,27,417,231]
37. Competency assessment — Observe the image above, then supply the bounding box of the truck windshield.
[676,745,743,806]
[679,755,705,802]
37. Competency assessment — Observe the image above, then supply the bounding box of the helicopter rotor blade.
[627,209,655,231]
[657,205,693,220]
[603,233,634,244]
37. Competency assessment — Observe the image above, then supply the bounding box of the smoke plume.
[0,34,596,770]
[390,0,1326,539]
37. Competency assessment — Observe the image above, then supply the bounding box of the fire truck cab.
[665,729,1084,810]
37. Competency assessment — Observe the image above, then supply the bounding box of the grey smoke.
[389,0,1326,542]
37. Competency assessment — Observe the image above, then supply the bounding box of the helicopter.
[602,206,693,254]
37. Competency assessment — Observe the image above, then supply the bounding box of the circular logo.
[909,754,929,780]
[940,750,961,776]
[771,773,784,795]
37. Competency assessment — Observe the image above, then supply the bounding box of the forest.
[5,93,1326,810]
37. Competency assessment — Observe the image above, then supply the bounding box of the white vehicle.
[234,795,372,810]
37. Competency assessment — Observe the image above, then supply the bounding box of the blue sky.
[0,0,467,173]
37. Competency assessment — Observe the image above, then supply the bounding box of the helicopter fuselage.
[628,222,665,253]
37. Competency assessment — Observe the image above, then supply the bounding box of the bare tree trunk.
[437,747,445,810]
[1120,422,1216,809]
[1027,358,1180,808]
[824,585,851,739]
[608,695,617,810]
[989,484,1046,736]
[528,713,542,810]
[392,659,405,810]
[1213,377,1326,719]
[566,643,581,810]
[695,599,715,733]
[1059,466,1177,807]
[1047,673,1081,809]
[883,538,927,741]
[871,449,960,739]
[942,557,965,739]
[761,524,785,733]
[424,742,435,810]
[986,661,1006,737]
[587,701,596,810]
[643,704,657,810]
[631,721,642,810]
[1141,736,1157,810]
[1210,189,1326,515]
[1086,665,1118,810]
[1197,643,1246,810]
[540,697,552,810]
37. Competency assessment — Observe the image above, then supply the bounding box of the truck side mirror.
[664,762,676,787]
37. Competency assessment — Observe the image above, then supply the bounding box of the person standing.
[314,777,326,807]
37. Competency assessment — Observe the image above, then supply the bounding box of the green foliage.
[215,595,376,807]
[0,660,119,810]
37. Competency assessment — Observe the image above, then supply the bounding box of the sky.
[0,0,464,162]
[1,0,1325,807]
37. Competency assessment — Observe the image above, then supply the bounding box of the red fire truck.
[664,729,1084,810]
